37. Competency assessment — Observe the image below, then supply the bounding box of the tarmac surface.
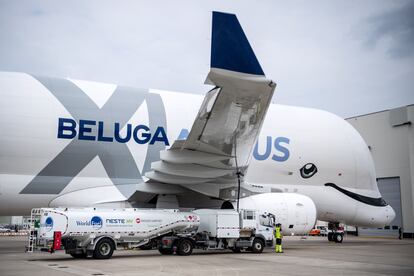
[0,235,413,276]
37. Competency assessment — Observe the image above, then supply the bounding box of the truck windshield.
[259,213,275,227]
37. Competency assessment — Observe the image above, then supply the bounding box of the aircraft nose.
[386,205,396,225]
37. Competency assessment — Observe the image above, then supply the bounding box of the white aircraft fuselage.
[0,72,395,228]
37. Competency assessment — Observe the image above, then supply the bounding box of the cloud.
[363,1,414,58]
[0,0,412,118]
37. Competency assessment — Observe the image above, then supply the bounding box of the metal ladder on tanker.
[27,208,41,253]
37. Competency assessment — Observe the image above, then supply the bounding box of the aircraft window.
[289,225,294,229]
[392,226,399,230]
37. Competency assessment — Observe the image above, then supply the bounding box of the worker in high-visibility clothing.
[274,223,283,253]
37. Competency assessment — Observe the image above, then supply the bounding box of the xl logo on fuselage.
[20,75,167,197]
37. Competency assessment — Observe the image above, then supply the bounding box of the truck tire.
[158,248,173,255]
[93,238,115,259]
[251,238,264,253]
[334,233,343,243]
[70,252,87,259]
[177,239,193,256]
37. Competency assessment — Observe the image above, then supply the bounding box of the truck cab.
[159,209,276,255]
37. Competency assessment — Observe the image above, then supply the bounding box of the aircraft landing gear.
[328,222,343,243]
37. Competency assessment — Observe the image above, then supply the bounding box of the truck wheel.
[158,248,173,255]
[177,239,193,256]
[70,252,87,259]
[93,238,115,259]
[251,239,264,253]
[334,233,343,243]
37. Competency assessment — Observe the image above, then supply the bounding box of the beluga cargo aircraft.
[0,11,395,243]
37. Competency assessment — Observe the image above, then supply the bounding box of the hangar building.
[346,104,414,238]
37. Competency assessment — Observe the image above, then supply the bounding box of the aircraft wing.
[145,12,276,185]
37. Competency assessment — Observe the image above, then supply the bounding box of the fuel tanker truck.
[27,207,289,259]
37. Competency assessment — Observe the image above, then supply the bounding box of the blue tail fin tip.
[211,11,265,76]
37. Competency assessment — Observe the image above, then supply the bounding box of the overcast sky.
[0,0,413,118]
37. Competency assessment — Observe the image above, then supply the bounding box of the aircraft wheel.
[327,232,334,241]
[93,238,115,259]
[334,233,343,243]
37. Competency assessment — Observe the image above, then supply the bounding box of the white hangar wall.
[346,105,414,237]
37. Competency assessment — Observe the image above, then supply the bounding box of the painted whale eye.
[300,163,318,178]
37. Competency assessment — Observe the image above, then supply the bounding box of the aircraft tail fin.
[211,11,265,76]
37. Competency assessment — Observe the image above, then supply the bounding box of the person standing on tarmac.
[274,223,283,253]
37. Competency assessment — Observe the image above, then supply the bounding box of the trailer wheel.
[177,239,193,256]
[251,238,264,253]
[93,238,115,259]
[158,248,173,255]
[70,252,87,259]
